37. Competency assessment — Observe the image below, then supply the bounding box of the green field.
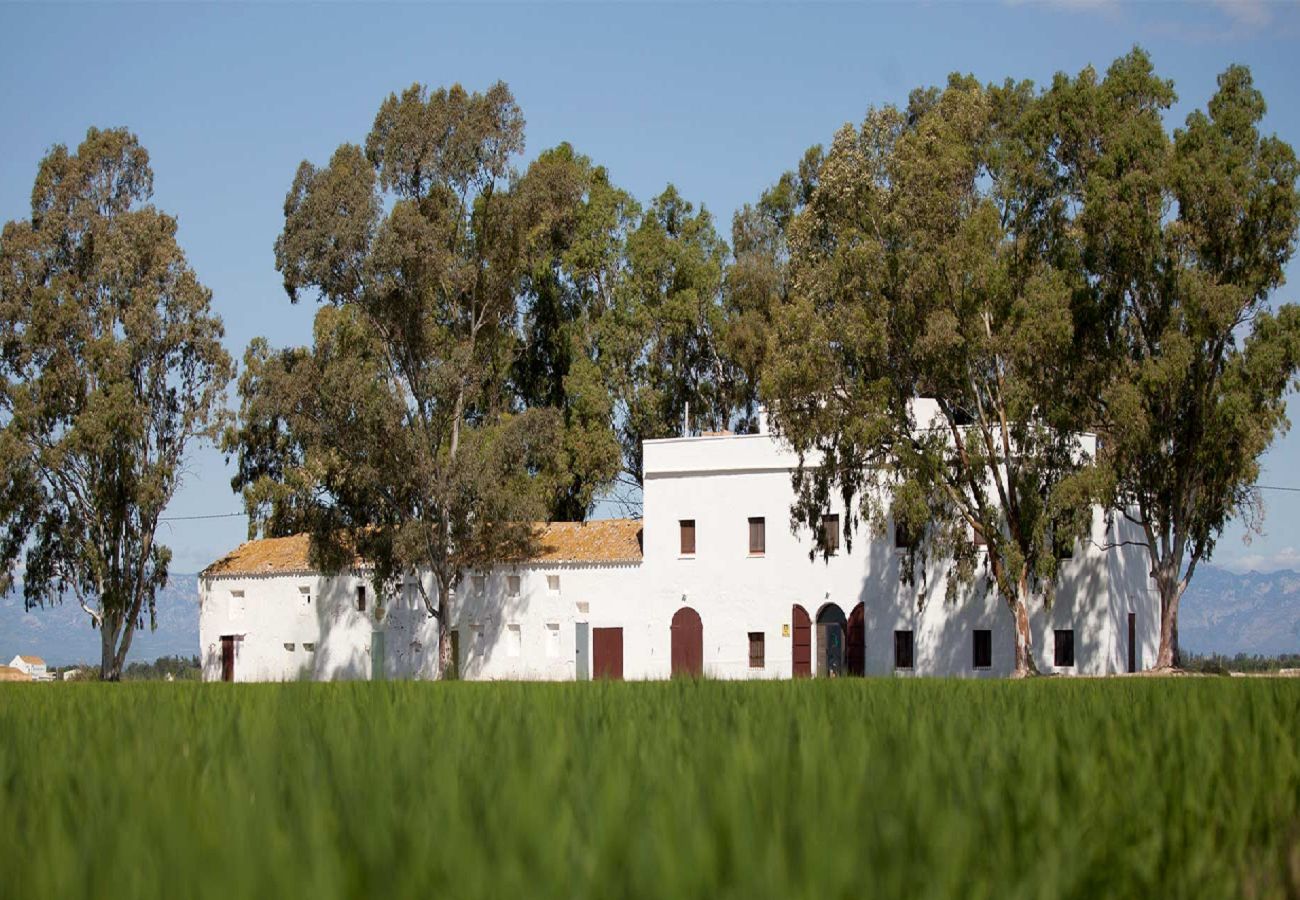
[1,679,1297,899]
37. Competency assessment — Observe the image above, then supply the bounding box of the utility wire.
[1257,485,1300,493]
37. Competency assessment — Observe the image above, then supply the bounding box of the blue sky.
[2,1,1300,574]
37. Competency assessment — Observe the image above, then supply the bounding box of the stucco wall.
[201,432,1158,682]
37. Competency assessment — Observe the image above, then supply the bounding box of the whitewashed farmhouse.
[7,655,51,682]
[200,417,1159,682]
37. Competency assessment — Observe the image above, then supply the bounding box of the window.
[822,515,840,553]
[507,575,521,597]
[972,527,988,549]
[575,601,590,616]
[546,623,561,659]
[355,585,366,612]
[894,630,915,669]
[546,574,560,593]
[230,589,245,599]
[284,643,296,652]
[1054,629,1075,667]
[972,630,992,669]
[748,517,766,555]
[680,519,696,556]
[302,642,315,652]
[748,632,765,669]
[894,519,915,550]
[507,624,522,657]
[299,585,311,605]
[473,574,486,596]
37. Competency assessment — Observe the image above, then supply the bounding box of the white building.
[7,655,51,681]
[199,427,1159,682]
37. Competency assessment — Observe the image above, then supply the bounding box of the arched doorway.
[846,603,865,676]
[670,607,703,677]
[816,604,846,677]
[792,605,812,678]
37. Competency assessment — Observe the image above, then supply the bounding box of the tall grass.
[1,679,1297,899]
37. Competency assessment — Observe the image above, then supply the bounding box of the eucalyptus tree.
[765,76,1098,676]
[1070,58,1300,668]
[0,128,232,680]
[607,186,735,485]
[511,143,637,520]
[228,82,565,673]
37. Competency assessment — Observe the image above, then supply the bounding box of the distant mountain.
[1179,565,1300,657]
[0,575,199,667]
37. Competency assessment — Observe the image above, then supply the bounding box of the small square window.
[894,630,915,670]
[822,514,840,553]
[284,643,296,652]
[748,517,766,555]
[473,574,487,595]
[230,589,245,600]
[302,642,315,652]
[355,585,367,612]
[547,574,560,593]
[680,520,696,556]
[507,624,521,657]
[545,623,560,658]
[972,629,992,669]
[507,575,521,597]
[1054,629,1075,667]
[748,632,765,668]
[299,585,311,604]
[894,519,915,550]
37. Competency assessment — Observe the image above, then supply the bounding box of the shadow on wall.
[312,577,373,682]
[454,581,535,680]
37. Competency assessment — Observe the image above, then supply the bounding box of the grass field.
[1,679,1297,899]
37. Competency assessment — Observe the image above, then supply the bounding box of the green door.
[371,631,385,681]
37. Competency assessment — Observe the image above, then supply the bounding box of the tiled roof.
[18,655,44,665]
[203,519,643,577]
[0,665,31,682]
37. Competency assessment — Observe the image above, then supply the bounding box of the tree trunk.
[436,577,453,679]
[1155,576,1184,670]
[99,615,122,681]
[1008,573,1039,678]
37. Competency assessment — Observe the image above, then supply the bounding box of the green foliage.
[763,75,1097,673]
[2,680,1298,898]
[121,654,201,681]
[0,128,232,680]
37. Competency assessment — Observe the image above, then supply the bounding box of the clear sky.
[2,0,1299,575]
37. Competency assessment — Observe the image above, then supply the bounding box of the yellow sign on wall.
[781,624,790,637]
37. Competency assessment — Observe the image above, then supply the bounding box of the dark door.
[670,607,703,677]
[792,605,811,678]
[592,627,623,680]
[817,604,847,677]
[575,622,590,681]
[1127,612,1136,673]
[846,603,865,676]
[220,636,235,682]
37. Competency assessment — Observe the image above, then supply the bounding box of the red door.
[220,636,235,682]
[846,603,865,676]
[792,605,811,678]
[593,627,623,680]
[670,607,703,677]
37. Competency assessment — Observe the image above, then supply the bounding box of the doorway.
[816,604,846,677]
[846,603,865,676]
[670,607,703,677]
[575,622,589,681]
[592,627,623,680]
[792,605,811,678]
[220,635,235,683]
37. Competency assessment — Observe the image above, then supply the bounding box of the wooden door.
[1127,612,1136,673]
[792,605,811,678]
[846,603,865,676]
[592,627,623,680]
[220,636,235,683]
[670,607,703,677]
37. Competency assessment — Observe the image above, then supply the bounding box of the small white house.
[8,655,51,682]
[199,424,1159,682]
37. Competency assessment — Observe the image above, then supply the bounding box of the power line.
[158,512,247,522]
[1257,485,1300,493]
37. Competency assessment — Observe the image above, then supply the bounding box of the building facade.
[199,428,1159,682]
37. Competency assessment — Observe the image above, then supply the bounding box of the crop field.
[1,679,1297,899]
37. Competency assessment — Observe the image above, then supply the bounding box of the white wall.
[200,432,1158,682]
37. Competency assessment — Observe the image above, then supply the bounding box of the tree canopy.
[0,127,232,680]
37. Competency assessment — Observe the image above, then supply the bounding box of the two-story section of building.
[199,423,1159,681]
